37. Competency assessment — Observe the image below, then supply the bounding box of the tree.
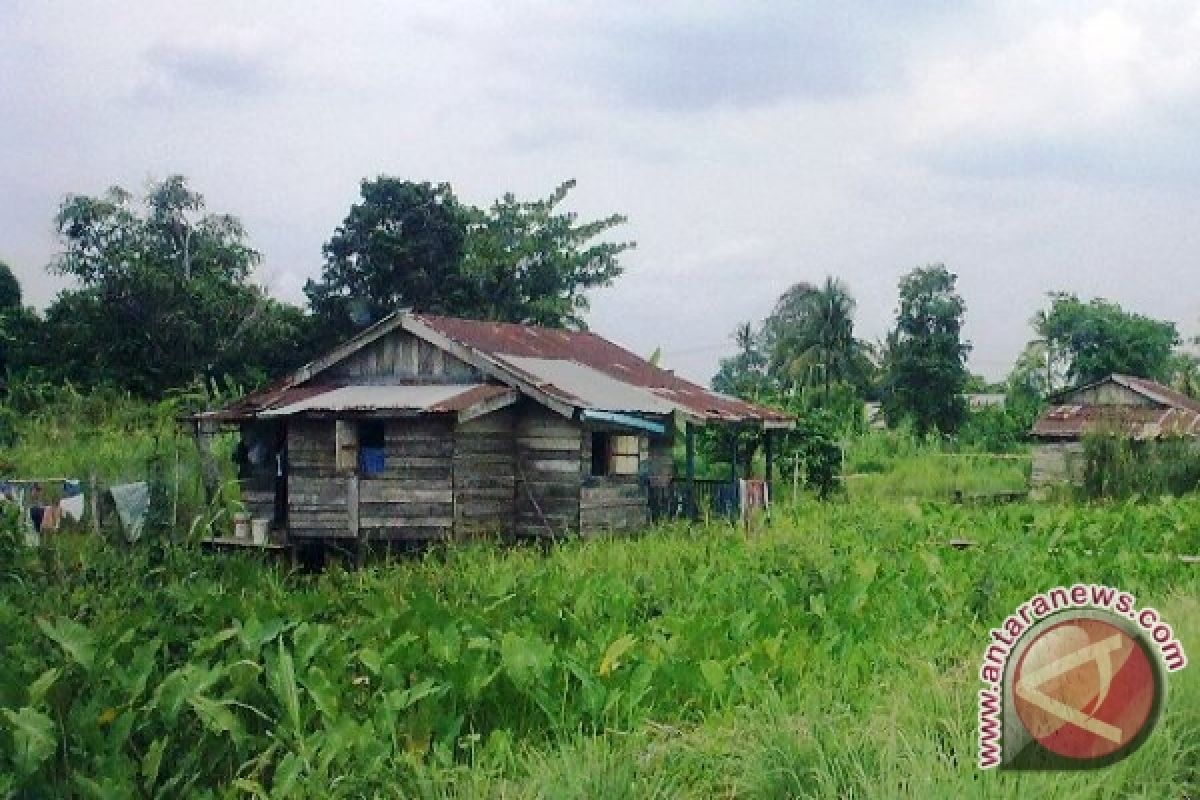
[712,322,770,400]
[0,260,20,312]
[305,179,473,345]
[45,177,312,396]
[881,264,971,435]
[463,180,632,328]
[761,278,871,402]
[1169,350,1200,399]
[0,260,40,383]
[1034,293,1178,385]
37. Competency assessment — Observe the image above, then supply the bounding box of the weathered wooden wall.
[1031,442,1085,487]
[453,408,516,538]
[647,432,675,487]
[287,420,349,538]
[237,426,277,525]
[287,418,456,540]
[326,329,481,384]
[514,402,582,538]
[360,418,455,541]
[579,430,654,535]
[1063,382,1153,408]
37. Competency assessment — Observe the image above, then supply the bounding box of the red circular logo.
[1013,617,1157,761]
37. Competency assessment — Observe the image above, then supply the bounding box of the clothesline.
[3,474,153,548]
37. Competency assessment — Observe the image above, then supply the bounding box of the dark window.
[358,420,387,477]
[590,432,611,477]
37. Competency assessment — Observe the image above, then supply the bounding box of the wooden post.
[730,427,739,482]
[89,472,101,537]
[764,429,774,485]
[349,475,362,566]
[685,421,696,520]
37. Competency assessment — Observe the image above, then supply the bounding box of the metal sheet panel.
[500,355,679,415]
[260,384,491,416]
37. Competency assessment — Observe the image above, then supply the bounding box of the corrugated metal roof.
[259,384,499,417]
[499,355,680,415]
[1114,374,1200,413]
[416,315,792,425]
[1032,403,1200,439]
[204,312,793,427]
[197,383,342,423]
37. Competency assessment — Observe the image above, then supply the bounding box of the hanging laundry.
[30,506,44,533]
[60,493,85,522]
[41,504,61,533]
[63,479,83,498]
[109,482,150,542]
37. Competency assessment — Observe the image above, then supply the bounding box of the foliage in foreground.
[0,498,1197,798]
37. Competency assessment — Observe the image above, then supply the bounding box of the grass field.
[1,496,1197,798]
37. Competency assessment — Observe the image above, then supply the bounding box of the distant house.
[964,393,1006,411]
[1030,374,1200,487]
[194,312,792,549]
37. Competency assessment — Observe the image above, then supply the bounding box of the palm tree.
[780,277,862,404]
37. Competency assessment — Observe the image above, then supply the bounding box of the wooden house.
[194,312,792,548]
[1030,373,1200,487]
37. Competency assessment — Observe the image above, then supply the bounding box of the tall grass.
[842,429,1030,501]
[0,499,1196,797]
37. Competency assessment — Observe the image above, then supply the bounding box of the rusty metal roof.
[204,312,793,427]
[1032,404,1200,439]
[197,382,342,423]
[1034,373,1200,439]
[1112,374,1200,413]
[414,314,792,425]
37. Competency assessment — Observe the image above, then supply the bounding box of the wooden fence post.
[349,475,362,566]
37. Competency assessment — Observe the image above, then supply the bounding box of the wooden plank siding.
[514,402,582,538]
[578,428,666,535]
[325,329,481,384]
[453,407,516,539]
[287,420,350,538]
[360,418,454,541]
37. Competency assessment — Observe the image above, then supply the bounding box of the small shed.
[1030,374,1200,487]
[193,312,793,547]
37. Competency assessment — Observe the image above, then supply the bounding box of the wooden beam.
[457,389,519,424]
[348,475,362,566]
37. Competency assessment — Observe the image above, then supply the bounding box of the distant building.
[1030,374,1200,487]
[964,393,1006,411]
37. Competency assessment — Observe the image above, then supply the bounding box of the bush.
[1081,434,1200,500]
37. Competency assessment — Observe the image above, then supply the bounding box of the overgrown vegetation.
[1081,434,1200,500]
[1,497,1197,797]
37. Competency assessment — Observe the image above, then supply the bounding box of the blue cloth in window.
[359,447,386,476]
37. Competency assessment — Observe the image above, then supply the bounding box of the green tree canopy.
[305,179,473,343]
[463,180,632,328]
[44,176,312,396]
[306,178,633,346]
[712,321,770,400]
[0,260,21,311]
[757,278,872,402]
[1034,293,1179,385]
[881,264,970,435]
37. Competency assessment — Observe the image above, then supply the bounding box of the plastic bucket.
[233,512,251,539]
[251,518,270,545]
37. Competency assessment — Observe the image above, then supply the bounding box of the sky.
[3,1,1200,385]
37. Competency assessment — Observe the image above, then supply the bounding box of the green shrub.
[1081,434,1200,500]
